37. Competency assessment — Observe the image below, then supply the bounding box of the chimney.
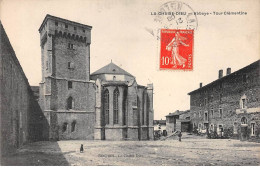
[218,69,223,79]
[200,83,203,88]
[226,68,231,75]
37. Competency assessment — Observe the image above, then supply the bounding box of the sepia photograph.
[0,0,259,166]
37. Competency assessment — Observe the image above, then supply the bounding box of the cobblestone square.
[2,135,260,166]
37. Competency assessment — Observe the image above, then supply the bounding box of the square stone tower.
[38,15,96,140]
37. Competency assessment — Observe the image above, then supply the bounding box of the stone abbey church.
[38,15,154,141]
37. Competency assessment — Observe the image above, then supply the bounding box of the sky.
[1,0,259,120]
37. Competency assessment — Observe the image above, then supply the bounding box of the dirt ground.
[1,134,260,166]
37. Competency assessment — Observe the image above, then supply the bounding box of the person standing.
[178,131,182,142]
[80,144,84,153]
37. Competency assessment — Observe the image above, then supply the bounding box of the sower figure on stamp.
[166,32,189,68]
[178,131,182,142]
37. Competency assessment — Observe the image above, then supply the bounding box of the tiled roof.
[166,110,190,117]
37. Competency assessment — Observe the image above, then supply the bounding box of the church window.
[67,96,74,110]
[55,21,58,26]
[74,27,77,30]
[104,89,109,125]
[122,89,127,125]
[65,24,68,29]
[113,88,119,124]
[82,29,85,33]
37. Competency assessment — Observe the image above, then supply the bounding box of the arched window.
[113,88,119,124]
[67,96,74,110]
[71,121,76,132]
[104,89,109,125]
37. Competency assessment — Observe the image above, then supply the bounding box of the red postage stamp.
[160,29,194,70]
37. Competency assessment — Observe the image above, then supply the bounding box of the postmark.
[160,29,193,70]
[154,1,198,30]
[147,1,198,41]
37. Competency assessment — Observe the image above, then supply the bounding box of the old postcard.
[0,0,259,166]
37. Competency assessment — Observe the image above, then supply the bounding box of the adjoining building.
[188,60,260,140]
[166,110,191,134]
[153,120,167,136]
[0,21,48,157]
[38,15,154,141]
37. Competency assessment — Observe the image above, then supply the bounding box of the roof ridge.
[91,62,134,77]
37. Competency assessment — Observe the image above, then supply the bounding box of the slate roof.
[91,62,134,77]
[188,60,260,95]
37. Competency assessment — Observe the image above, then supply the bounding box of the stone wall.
[0,22,48,157]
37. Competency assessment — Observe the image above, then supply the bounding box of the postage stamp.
[160,29,193,70]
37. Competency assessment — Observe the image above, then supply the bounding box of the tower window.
[68,62,74,69]
[71,121,76,132]
[67,96,74,110]
[74,27,77,30]
[211,109,214,118]
[55,21,58,26]
[62,122,68,133]
[68,81,73,89]
[82,29,85,33]
[65,24,68,29]
[68,43,74,49]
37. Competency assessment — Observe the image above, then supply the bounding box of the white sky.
[1,0,259,120]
